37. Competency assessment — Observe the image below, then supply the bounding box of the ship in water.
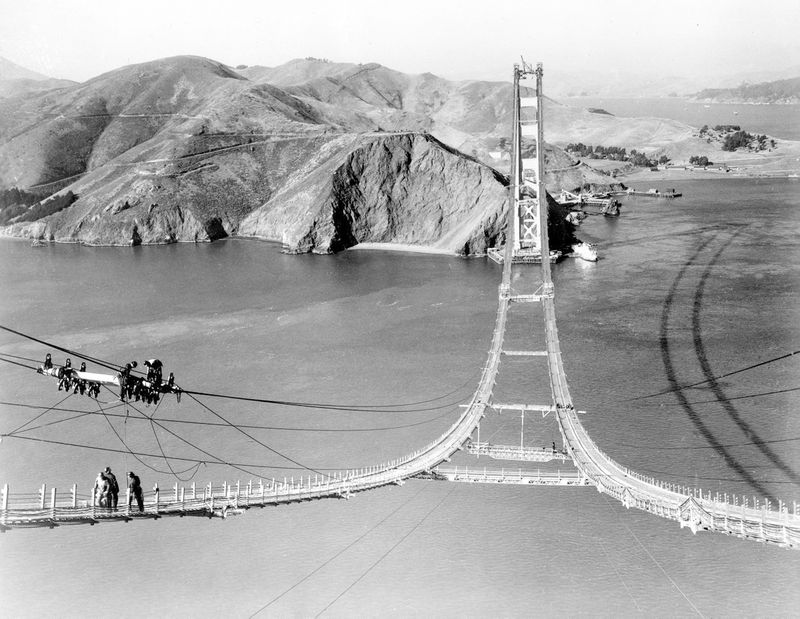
[571,242,598,262]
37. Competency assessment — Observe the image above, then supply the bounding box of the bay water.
[0,178,799,616]
[563,97,800,141]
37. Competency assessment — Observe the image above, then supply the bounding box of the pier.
[624,187,682,198]
[487,247,561,264]
[557,190,621,215]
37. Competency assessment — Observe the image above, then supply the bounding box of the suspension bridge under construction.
[1,62,798,549]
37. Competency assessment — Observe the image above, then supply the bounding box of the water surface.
[563,97,800,140]
[1,178,799,616]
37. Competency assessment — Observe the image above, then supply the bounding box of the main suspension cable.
[0,355,40,372]
[1,323,476,413]
[0,325,119,371]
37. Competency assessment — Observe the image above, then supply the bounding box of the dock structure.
[625,187,682,198]
[3,61,800,549]
[557,190,621,215]
[487,246,560,264]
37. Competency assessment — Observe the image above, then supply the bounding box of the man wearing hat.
[104,467,119,509]
[93,471,109,507]
[128,471,144,512]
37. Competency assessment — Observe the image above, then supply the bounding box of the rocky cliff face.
[3,130,578,254]
[238,133,510,254]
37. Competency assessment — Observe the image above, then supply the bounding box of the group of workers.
[93,467,144,512]
[38,353,180,404]
[118,358,179,404]
[43,353,102,398]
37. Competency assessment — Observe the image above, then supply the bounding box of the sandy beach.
[347,242,459,255]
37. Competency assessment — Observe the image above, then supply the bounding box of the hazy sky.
[1,0,798,83]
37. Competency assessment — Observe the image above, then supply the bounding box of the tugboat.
[571,242,598,262]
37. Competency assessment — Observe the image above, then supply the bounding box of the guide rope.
[0,400,455,434]
[612,435,800,451]
[5,392,74,436]
[95,393,200,478]
[628,349,800,401]
[638,385,800,406]
[102,386,269,478]
[186,392,326,476]
[0,434,373,472]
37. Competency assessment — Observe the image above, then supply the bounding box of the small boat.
[566,211,585,225]
[571,243,598,262]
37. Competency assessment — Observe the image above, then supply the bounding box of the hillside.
[0,56,51,81]
[0,56,332,189]
[0,77,76,98]
[6,55,794,250]
[239,132,522,254]
[1,56,579,253]
[241,59,800,179]
[237,59,620,190]
[0,56,76,99]
[692,77,800,104]
[239,60,510,149]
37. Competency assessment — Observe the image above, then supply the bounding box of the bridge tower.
[489,60,553,273]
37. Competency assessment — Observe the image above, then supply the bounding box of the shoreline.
[0,234,465,256]
[346,242,459,256]
[616,167,800,182]
[3,170,796,250]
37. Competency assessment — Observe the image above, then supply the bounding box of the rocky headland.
[691,76,800,105]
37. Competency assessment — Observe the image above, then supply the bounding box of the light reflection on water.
[1,178,799,616]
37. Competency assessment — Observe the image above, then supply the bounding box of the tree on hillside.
[722,130,754,151]
[18,191,78,223]
[0,187,39,209]
[629,149,655,167]
[689,155,711,167]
